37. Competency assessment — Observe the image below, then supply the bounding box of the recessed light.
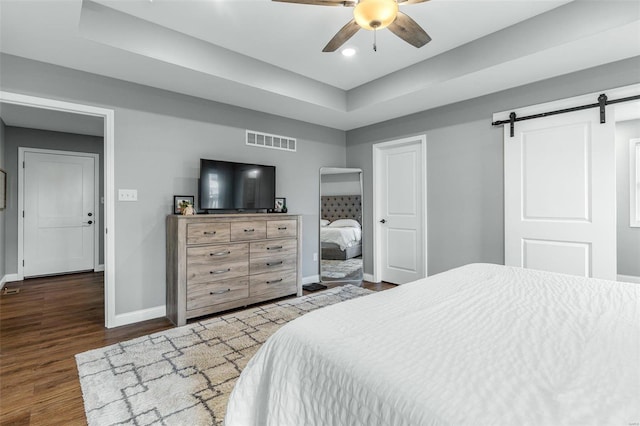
[341,48,356,57]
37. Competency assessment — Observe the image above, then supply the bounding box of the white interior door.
[24,150,96,277]
[374,136,426,284]
[504,108,616,280]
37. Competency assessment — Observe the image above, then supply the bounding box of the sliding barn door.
[504,109,616,280]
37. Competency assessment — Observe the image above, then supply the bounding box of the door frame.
[0,91,116,328]
[372,135,427,283]
[18,147,100,277]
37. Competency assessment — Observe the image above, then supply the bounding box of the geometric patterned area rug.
[322,258,363,279]
[75,285,372,426]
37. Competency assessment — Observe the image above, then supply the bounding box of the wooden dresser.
[166,213,302,326]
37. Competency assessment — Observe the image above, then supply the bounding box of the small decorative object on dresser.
[166,213,303,326]
[274,197,286,213]
[173,195,194,215]
[182,205,195,215]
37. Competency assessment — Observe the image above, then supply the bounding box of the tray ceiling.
[1,0,639,130]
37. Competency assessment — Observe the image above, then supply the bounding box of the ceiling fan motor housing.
[353,0,398,30]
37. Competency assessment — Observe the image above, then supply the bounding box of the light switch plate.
[118,189,138,201]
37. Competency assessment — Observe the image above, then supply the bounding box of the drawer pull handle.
[210,251,231,257]
[203,231,217,235]
[267,245,283,250]
[244,228,255,233]
[277,226,287,230]
[210,289,231,295]
[210,268,231,275]
[266,261,283,267]
[266,278,283,284]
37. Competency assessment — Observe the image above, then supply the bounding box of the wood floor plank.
[1,271,394,424]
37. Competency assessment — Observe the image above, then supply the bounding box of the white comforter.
[320,226,361,251]
[225,263,640,426]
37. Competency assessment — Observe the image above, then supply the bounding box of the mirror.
[319,167,363,284]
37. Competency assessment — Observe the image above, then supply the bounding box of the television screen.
[199,159,276,211]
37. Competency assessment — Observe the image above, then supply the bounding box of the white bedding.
[225,263,640,425]
[320,225,362,251]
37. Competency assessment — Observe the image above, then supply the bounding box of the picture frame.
[174,195,194,214]
[274,197,286,213]
[0,169,6,210]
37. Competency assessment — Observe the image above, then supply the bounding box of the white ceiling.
[1,0,639,131]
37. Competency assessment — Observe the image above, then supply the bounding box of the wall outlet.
[118,189,138,201]
[313,253,318,262]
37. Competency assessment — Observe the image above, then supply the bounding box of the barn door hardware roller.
[492,93,640,137]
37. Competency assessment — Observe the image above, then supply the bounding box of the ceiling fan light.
[353,0,398,31]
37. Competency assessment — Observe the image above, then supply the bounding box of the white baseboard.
[617,274,640,284]
[303,275,320,285]
[4,273,20,283]
[94,264,105,272]
[111,305,167,328]
[1,273,23,290]
[363,273,376,283]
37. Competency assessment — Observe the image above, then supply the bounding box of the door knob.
[83,220,93,225]
[379,219,386,224]
[88,212,93,217]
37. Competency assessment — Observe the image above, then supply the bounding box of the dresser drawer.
[249,254,296,275]
[266,220,297,239]
[187,277,249,311]
[187,222,230,245]
[230,221,267,241]
[187,243,248,284]
[250,270,297,300]
[250,239,297,259]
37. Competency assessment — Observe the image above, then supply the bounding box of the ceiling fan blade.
[387,11,431,48]
[323,19,360,52]
[397,0,430,4]
[272,0,355,6]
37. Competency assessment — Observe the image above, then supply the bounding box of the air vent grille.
[246,130,296,152]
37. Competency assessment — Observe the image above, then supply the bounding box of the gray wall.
[321,172,361,196]
[0,119,5,282]
[347,57,640,276]
[3,127,105,272]
[616,119,640,277]
[0,54,346,315]
[2,51,638,317]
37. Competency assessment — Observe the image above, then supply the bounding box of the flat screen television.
[198,158,276,211]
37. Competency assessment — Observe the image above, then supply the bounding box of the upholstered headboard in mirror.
[321,195,362,223]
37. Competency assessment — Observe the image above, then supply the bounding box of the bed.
[225,263,640,425]
[320,218,362,260]
[320,195,362,260]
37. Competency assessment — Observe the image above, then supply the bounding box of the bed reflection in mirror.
[319,167,363,284]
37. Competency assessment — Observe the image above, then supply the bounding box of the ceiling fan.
[273,0,432,52]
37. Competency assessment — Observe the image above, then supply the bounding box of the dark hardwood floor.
[0,273,173,425]
[0,272,394,425]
